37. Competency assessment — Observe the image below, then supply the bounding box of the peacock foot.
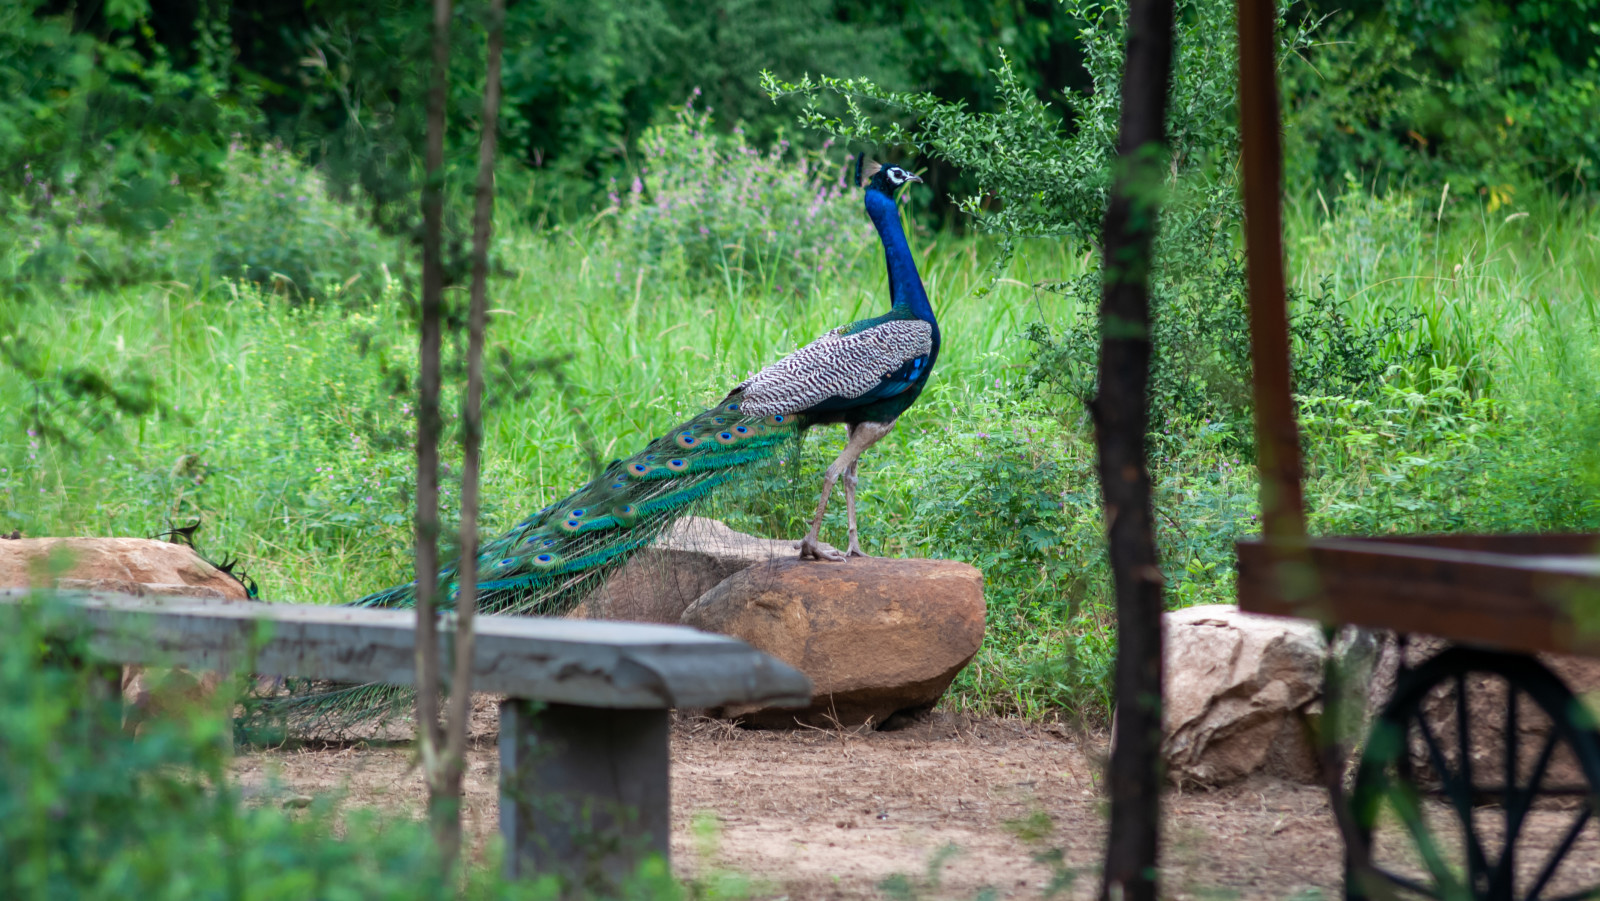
[796,536,847,563]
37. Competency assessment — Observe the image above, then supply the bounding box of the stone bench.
[0,588,811,881]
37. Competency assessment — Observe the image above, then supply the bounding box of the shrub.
[609,97,870,295]
[1283,2,1600,191]
[9,142,394,303]
[76,142,396,302]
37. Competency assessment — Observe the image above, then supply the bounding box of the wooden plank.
[1237,537,1600,656]
[500,700,670,883]
[0,589,813,710]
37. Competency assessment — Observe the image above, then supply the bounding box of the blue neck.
[865,190,934,322]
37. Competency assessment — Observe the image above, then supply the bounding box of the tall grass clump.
[609,96,870,296]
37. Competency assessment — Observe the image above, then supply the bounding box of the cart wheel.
[1346,647,1600,900]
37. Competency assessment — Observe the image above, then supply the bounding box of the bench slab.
[0,589,812,709]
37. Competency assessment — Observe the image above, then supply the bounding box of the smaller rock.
[0,537,250,601]
[572,517,836,624]
[681,556,985,728]
[1162,604,1325,787]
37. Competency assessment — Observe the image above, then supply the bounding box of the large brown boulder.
[572,517,836,624]
[0,537,250,600]
[679,556,985,728]
[1162,605,1325,787]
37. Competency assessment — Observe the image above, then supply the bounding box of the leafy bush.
[1284,1,1600,190]
[609,99,870,294]
[65,143,396,302]
[0,0,251,235]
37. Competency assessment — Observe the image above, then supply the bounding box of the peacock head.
[855,155,922,197]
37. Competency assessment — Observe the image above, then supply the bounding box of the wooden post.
[1237,0,1307,545]
[1093,1,1175,899]
[499,700,671,887]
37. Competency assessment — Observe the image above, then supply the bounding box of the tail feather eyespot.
[666,458,689,471]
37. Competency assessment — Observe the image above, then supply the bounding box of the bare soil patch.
[233,706,1598,900]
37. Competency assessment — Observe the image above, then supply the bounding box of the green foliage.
[765,0,1261,249]
[1285,1,1600,190]
[609,101,870,294]
[56,143,397,301]
[0,0,254,233]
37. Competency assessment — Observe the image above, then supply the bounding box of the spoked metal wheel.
[1346,647,1600,901]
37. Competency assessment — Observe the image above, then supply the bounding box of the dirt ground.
[233,706,1600,900]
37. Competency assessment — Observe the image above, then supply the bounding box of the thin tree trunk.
[1093,1,1175,899]
[434,0,506,872]
[416,0,452,866]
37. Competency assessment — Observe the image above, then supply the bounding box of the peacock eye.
[735,426,749,434]
[536,554,552,563]
[570,508,586,517]
[772,414,785,423]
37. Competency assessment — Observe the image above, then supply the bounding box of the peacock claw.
[796,537,846,562]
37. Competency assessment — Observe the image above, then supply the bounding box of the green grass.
[3,176,1597,724]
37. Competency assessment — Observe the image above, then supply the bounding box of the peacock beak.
[907,174,924,183]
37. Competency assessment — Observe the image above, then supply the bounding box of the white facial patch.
[885,167,907,185]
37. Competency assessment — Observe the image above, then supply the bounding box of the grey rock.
[1162,604,1325,787]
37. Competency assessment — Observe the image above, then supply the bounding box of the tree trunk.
[436,0,507,872]
[1093,1,1175,900]
[416,0,453,867]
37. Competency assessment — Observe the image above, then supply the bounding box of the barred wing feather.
[734,319,933,417]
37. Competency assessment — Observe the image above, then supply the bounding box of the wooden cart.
[1231,4,1600,898]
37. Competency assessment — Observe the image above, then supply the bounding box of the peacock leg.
[842,459,866,557]
[797,420,894,561]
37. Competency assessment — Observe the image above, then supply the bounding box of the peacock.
[263,157,935,732]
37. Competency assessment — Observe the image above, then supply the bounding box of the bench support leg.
[499,699,670,887]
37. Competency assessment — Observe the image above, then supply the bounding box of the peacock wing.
[734,319,933,418]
